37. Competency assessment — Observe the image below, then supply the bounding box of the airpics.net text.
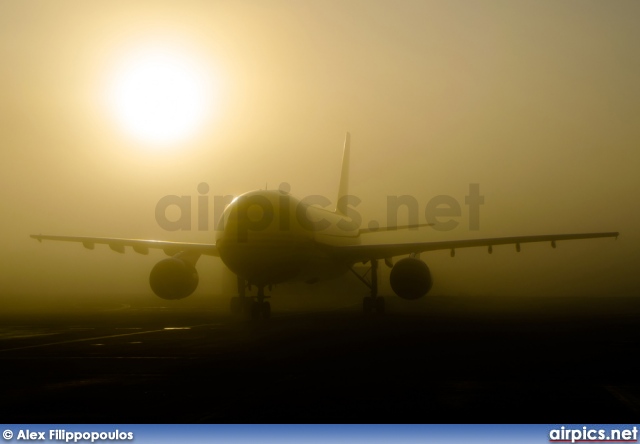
[154,183,484,233]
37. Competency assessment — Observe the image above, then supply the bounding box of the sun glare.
[108,46,213,147]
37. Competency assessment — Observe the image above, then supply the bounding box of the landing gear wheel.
[363,297,373,313]
[262,302,271,319]
[250,301,261,320]
[375,297,385,314]
[248,301,271,320]
[363,296,385,314]
[230,297,241,315]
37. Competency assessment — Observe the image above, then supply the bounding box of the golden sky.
[1,1,638,303]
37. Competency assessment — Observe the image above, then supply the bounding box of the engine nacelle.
[389,257,433,300]
[149,258,199,300]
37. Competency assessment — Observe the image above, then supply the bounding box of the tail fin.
[335,132,350,215]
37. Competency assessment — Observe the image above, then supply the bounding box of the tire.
[375,297,385,314]
[230,297,241,315]
[250,301,261,320]
[363,297,373,313]
[262,302,271,319]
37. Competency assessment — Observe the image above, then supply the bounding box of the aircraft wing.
[30,234,218,256]
[327,232,619,263]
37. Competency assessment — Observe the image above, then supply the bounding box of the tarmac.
[1,294,640,423]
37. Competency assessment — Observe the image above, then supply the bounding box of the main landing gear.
[350,258,385,314]
[230,276,271,320]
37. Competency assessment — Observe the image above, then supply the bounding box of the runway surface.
[1,295,640,423]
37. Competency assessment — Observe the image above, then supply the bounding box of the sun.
[108,45,213,146]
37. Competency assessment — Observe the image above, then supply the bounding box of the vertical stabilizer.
[336,132,350,215]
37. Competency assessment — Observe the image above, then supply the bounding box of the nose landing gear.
[230,276,271,319]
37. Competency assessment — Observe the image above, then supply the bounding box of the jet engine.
[149,257,199,300]
[389,257,432,300]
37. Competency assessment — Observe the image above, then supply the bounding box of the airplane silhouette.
[31,133,619,318]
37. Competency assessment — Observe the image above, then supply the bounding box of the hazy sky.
[1,1,638,304]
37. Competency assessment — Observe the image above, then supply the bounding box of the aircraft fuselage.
[216,190,358,287]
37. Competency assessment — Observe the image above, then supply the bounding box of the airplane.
[31,133,619,318]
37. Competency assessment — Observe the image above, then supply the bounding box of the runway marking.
[0,331,60,340]
[0,323,220,353]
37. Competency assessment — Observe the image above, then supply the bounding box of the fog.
[2,1,638,311]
